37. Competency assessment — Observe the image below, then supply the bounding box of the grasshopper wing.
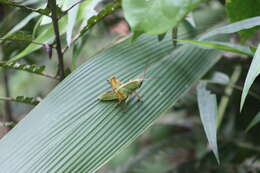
[98,90,118,101]
[118,79,143,95]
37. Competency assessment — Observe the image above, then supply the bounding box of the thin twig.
[48,0,65,81]
[207,79,260,102]
[213,81,260,101]
[208,83,260,101]
[40,72,59,80]
[0,96,14,102]
[231,85,260,101]
[217,65,242,129]
[63,0,85,14]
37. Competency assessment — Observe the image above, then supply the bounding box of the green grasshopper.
[98,72,151,103]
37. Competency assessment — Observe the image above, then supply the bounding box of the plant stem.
[63,0,85,14]
[0,96,39,105]
[48,0,65,81]
[2,70,13,123]
[217,65,242,129]
[40,72,60,80]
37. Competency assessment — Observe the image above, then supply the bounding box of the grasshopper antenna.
[141,67,155,81]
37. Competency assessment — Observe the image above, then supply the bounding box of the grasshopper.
[98,71,151,103]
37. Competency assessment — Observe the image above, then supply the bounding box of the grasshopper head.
[134,79,143,88]
[107,76,121,89]
[137,78,153,88]
[130,77,153,88]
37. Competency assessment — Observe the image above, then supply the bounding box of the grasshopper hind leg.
[134,91,143,102]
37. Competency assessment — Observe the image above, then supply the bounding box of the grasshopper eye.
[139,81,143,87]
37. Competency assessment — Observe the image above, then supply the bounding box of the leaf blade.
[241,44,260,111]
[246,112,260,132]
[197,82,220,164]
[199,16,260,40]
[0,13,39,44]
[177,39,253,56]
[0,35,221,172]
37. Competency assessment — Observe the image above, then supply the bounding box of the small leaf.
[122,0,204,35]
[185,12,196,27]
[15,96,40,105]
[246,112,260,132]
[199,16,260,40]
[3,31,33,42]
[0,61,45,74]
[197,82,220,164]
[177,39,253,56]
[241,44,260,111]
[0,13,39,44]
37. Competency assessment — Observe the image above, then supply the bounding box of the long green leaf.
[66,0,79,46]
[0,12,39,44]
[177,39,253,56]
[199,16,260,40]
[0,35,221,172]
[246,112,260,132]
[2,31,33,42]
[241,44,260,111]
[197,82,219,164]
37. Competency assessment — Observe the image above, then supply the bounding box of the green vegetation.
[0,0,260,172]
